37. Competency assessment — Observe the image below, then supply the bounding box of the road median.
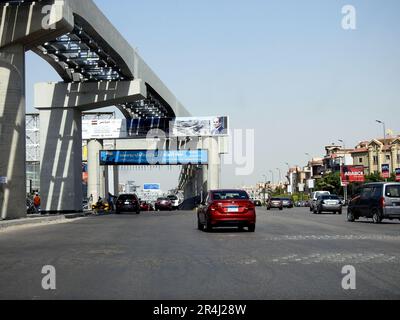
[0,213,88,232]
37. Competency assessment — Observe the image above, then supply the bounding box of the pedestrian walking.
[33,192,41,213]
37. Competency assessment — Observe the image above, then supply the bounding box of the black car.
[115,194,141,214]
[347,182,400,224]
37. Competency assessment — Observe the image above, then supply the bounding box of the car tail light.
[246,202,255,210]
[380,197,386,208]
[210,203,218,211]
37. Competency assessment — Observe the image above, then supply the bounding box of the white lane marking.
[263,235,400,241]
[271,253,398,265]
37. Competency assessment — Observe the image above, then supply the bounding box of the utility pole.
[376,120,387,181]
[338,139,346,149]
[262,174,267,206]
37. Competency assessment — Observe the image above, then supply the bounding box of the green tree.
[364,172,384,183]
[365,172,396,182]
[315,172,343,195]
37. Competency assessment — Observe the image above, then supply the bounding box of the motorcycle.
[26,198,36,214]
[92,197,111,212]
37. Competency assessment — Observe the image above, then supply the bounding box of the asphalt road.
[1,207,400,300]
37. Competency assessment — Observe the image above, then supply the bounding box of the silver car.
[314,194,343,214]
[310,191,331,212]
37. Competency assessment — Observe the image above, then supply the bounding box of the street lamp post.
[269,170,275,186]
[338,139,346,149]
[262,174,267,206]
[276,168,282,186]
[376,120,387,180]
[376,120,386,146]
[285,162,292,194]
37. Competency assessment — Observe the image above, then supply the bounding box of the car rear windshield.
[386,185,400,198]
[321,195,339,200]
[167,195,178,200]
[212,191,249,200]
[118,195,137,201]
[271,198,281,201]
[157,198,169,201]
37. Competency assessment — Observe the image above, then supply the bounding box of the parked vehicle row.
[88,193,182,214]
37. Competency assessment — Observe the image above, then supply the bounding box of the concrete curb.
[0,213,87,231]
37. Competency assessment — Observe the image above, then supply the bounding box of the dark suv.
[347,182,400,224]
[116,194,141,214]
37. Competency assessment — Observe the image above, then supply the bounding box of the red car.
[155,197,173,211]
[197,189,256,232]
[140,201,154,211]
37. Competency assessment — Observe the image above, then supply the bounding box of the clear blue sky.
[26,0,400,189]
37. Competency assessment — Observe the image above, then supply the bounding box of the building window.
[359,158,363,164]
[373,156,378,165]
[397,153,400,163]
[386,155,391,161]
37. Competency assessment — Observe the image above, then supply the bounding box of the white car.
[167,195,180,210]
[310,191,331,212]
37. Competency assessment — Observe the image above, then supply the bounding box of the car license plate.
[124,201,130,205]
[227,206,239,213]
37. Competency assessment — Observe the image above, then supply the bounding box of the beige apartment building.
[351,136,400,174]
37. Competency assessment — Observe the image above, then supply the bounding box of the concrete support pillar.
[202,165,208,199]
[87,139,105,202]
[391,146,397,173]
[39,108,83,213]
[107,165,119,196]
[378,147,382,173]
[113,166,119,195]
[184,176,194,200]
[207,137,220,190]
[368,148,374,174]
[0,44,26,220]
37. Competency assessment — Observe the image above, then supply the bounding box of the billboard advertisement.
[381,164,390,179]
[307,179,315,189]
[82,119,127,139]
[395,168,400,182]
[341,165,365,184]
[143,183,161,191]
[99,150,208,166]
[83,117,230,139]
[396,168,400,182]
[170,116,229,137]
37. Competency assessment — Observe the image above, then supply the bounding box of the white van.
[310,191,331,212]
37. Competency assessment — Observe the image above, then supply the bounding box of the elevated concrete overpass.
[0,0,198,219]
